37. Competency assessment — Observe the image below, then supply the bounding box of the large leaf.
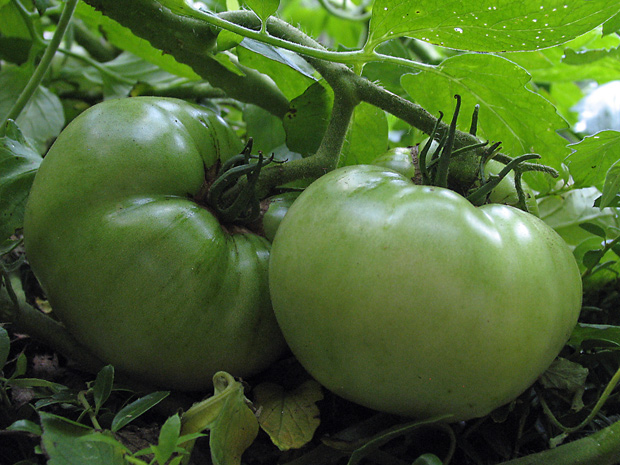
[401,53,569,190]
[367,0,620,52]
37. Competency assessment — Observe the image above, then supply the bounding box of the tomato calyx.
[194,139,275,227]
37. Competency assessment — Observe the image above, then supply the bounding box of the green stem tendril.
[470,104,480,136]
[206,140,273,224]
[434,95,461,188]
[419,112,443,185]
[467,153,540,205]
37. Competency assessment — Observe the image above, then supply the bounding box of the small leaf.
[283,81,333,156]
[600,159,620,208]
[0,325,9,369]
[540,358,589,411]
[568,323,620,349]
[40,412,126,465]
[582,248,605,269]
[579,222,607,238]
[566,131,620,190]
[111,391,170,432]
[180,372,259,465]
[253,380,323,451]
[152,414,182,465]
[413,454,444,465]
[93,365,114,414]
[244,0,279,24]
[339,103,389,167]
[0,121,43,242]
[6,419,42,435]
[216,30,243,52]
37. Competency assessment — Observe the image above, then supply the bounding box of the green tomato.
[262,192,301,242]
[24,97,286,390]
[269,165,581,421]
[370,147,418,180]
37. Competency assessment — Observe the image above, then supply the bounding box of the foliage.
[2,0,620,464]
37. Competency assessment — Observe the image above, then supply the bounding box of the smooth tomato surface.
[24,97,286,390]
[269,165,581,421]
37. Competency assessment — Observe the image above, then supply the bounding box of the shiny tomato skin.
[24,97,286,390]
[269,165,581,421]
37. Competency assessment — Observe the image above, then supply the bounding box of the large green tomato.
[269,165,582,421]
[24,97,286,390]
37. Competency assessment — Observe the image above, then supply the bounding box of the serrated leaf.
[244,0,279,23]
[253,380,323,451]
[565,131,620,190]
[111,391,169,432]
[93,365,114,414]
[401,53,569,190]
[0,121,43,241]
[366,0,619,52]
[340,103,389,167]
[283,81,333,156]
[600,159,620,208]
[540,358,589,391]
[40,412,126,465]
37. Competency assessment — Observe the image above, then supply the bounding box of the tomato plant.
[3,0,620,464]
[269,165,582,421]
[22,97,286,390]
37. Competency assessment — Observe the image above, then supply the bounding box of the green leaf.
[401,53,569,190]
[539,358,588,411]
[153,414,181,465]
[603,11,620,35]
[243,104,286,154]
[93,365,114,414]
[74,3,200,80]
[283,81,333,156]
[244,0,279,24]
[0,120,42,242]
[111,391,170,432]
[568,323,620,349]
[339,102,389,167]
[366,0,620,52]
[600,159,620,208]
[565,131,620,190]
[0,325,9,369]
[180,372,259,465]
[253,380,323,451]
[413,454,443,465]
[40,412,126,465]
[0,65,64,152]
[7,419,43,435]
[238,39,316,100]
[579,222,607,238]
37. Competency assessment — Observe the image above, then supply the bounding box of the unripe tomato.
[269,165,581,421]
[24,97,286,390]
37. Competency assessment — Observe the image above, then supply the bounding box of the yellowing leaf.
[253,380,323,451]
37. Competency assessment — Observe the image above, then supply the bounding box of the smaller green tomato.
[370,147,418,180]
[262,192,301,242]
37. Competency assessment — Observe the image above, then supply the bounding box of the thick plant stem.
[80,0,290,118]
[0,0,78,132]
[498,419,620,465]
